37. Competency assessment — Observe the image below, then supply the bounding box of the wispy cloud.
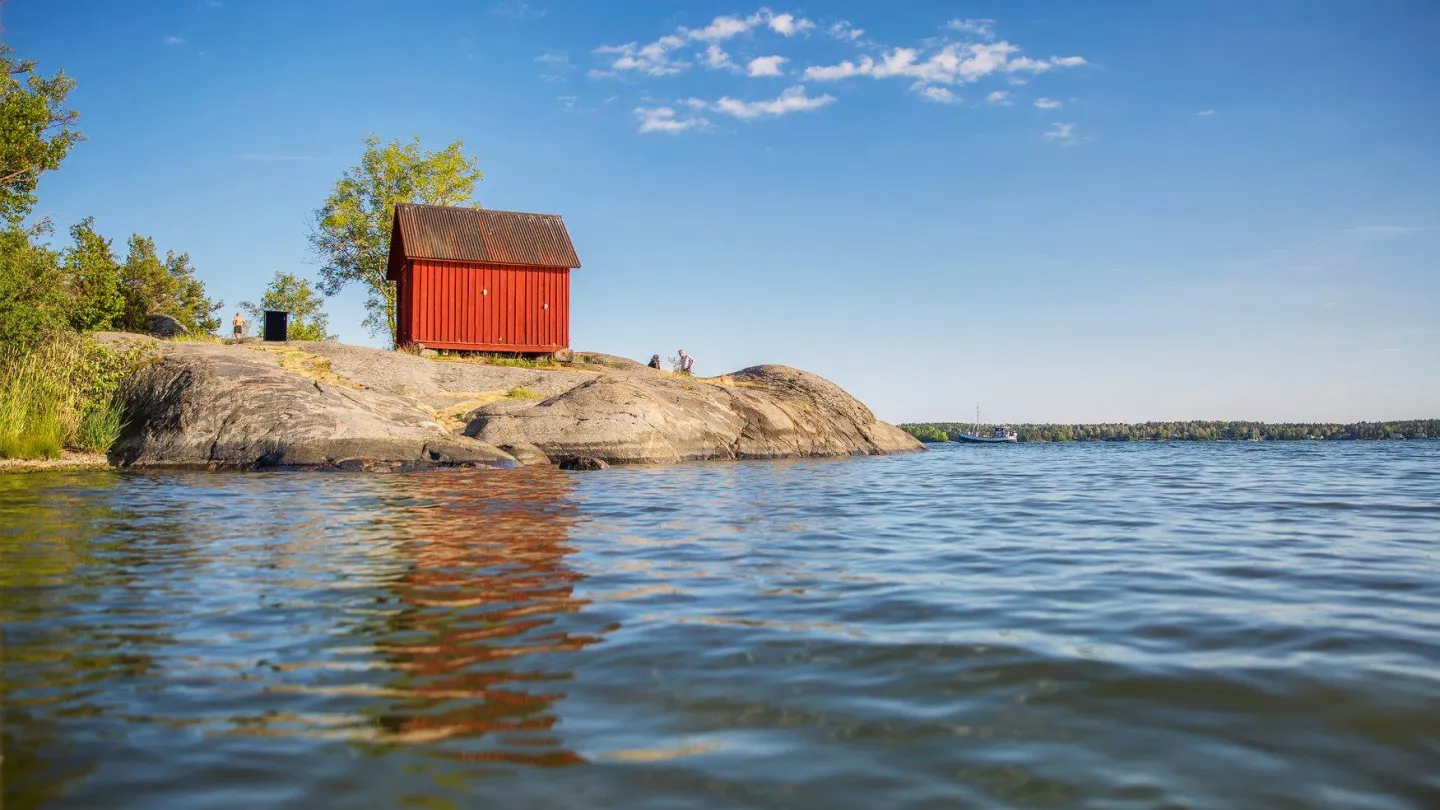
[598,12,1086,132]
[1044,122,1078,144]
[635,106,709,134]
[801,40,1087,104]
[237,153,314,162]
[536,51,574,81]
[946,18,995,40]
[199,0,223,7]
[919,86,960,105]
[592,10,813,78]
[747,55,787,77]
[164,36,185,46]
[557,95,602,114]
[700,85,836,121]
[1195,109,1216,116]
[493,0,544,19]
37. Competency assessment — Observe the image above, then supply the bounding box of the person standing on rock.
[232,312,246,339]
[678,349,695,374]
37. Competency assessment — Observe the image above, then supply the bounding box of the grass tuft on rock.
[506,386,539,400]
[432,352,559,369]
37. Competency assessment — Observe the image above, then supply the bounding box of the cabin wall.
[401,259,570,353]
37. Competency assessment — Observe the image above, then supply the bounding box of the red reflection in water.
[372,469,608,765]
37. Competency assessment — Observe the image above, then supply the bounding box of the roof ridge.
[395,202,565,219]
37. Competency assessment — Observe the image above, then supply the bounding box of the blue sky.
[8,0,1439,423]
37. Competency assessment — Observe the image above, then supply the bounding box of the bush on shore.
[0,335,154,459]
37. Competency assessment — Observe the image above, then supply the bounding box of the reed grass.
[0,336,153,460]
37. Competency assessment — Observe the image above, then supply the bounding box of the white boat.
[955,404,1018,444]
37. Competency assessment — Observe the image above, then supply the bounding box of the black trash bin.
[263,310,289,342]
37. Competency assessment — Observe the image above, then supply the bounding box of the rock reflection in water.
[368,468,608,765]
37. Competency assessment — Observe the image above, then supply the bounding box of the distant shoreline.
[901,420,1437,443]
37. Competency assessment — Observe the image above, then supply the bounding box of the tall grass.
[0,337,153,460]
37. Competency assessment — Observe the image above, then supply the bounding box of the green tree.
[1,44,83,223]
[0,223,66,347]
[240,272,335,341]
[61,217,122,331]
[118,235,222,334]
[901,424,949,443]
[309,135,483,341]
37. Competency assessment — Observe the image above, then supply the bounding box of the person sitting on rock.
[678,349,695,374]
[232,312,246,339]
[648,354,662,369]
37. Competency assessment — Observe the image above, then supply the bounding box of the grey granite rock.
[102,338,922,470]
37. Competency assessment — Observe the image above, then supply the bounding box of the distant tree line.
[901,420,1439,443]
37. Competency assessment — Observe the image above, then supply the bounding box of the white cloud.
[747,55,787,77]
[827,20,864,41]
[802,57,869,81]
[593,10,820,78]
[708,85,836,121]
[635,106,710,134]
[1034,97,1062,109]
[1050,55,1087,67]
[703,44,736,70]
[768,13,814,37]
[593,35,690,77]
[802,41,1086,89]
[1044,122,1078,144]
[690,13,761,42]
[164,35,185,45]
[946,18,995,39]
[1196,109,1217,116]
[919,86,960,104]
[986,90,1012,106]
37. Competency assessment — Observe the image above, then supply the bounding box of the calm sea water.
[3,442,1439,809]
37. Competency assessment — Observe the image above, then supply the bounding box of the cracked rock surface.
[103,336,923,469]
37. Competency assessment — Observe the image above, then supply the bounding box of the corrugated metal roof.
[387,203,581,279]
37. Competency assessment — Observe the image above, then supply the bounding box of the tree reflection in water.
[368,468,610,766]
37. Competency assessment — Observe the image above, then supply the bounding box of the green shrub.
[506,385,539,400]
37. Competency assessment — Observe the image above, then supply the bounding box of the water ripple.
[3,442,1440,808]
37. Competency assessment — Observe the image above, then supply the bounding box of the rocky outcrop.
[465,363,921,464]
[109,341,516,469]
[147,314,187,338]
[102,337,923,469]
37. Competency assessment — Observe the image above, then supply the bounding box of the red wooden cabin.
[387,203,581,353]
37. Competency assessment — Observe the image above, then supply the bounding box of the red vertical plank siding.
[401,259,572,352]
